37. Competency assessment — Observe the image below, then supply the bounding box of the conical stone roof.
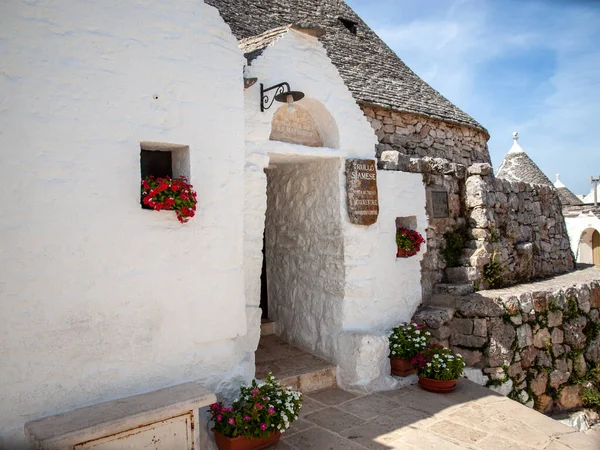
[205,0,485,132]
[496,132,553,186]
[554,174,583,206]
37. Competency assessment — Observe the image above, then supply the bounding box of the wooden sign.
[345,159,379,225]
[269,105,323,148]
[430,190,449,219]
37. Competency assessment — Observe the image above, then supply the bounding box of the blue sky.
[346,0,600,195]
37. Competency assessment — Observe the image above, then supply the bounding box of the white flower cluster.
[389,322,431,358]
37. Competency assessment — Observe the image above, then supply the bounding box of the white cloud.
[352,0,600,193]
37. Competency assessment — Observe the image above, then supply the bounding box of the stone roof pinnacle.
[509,131,524,154]
[554,174,566,188]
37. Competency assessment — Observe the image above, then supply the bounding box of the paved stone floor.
[272,380,600,450]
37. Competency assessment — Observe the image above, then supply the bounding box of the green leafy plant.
[209,374,302,438]
[442,227,467,267]
[388,322,430,358]
[483,254,504,288]
[490,227,500,243]
[564,296,579,320]
[411,344,465,380]
[582,364,600,410]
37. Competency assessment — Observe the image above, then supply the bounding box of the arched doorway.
[593,229,600,265]
[578,228,600,264]
[260,98,343,360]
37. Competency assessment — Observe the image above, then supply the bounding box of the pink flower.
[255,403,263,410]
[260,423,267,431]
[251,389,259,394]
[228,418,235,425]
[268,407,276,415]
[243,415,251,421]
[216,414,222,422]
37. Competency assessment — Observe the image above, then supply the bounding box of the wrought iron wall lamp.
[260,82,305,112]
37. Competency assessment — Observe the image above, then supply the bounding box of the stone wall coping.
[477,265,600,299]
[25,382,216,449]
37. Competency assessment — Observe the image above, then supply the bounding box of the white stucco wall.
[565,214,600,263]
[241,28,428,387]
[0,2,248,447]
[341,170,427,332]
[265,159,345,361]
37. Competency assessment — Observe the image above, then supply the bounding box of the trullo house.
[0,0,575,447]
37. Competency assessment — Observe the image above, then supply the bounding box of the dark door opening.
[260,233,268,319]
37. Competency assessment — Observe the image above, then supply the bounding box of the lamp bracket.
[260,82,291,112]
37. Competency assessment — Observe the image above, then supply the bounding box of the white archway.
[578,227,600,264]
[269,97,340,149]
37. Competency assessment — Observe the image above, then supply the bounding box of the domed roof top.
[496,132,553,186]
[554,174,583,206]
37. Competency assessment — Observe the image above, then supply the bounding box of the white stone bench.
[25,382,216,450]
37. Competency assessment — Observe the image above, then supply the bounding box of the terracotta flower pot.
[390,357,414,377]
[418,376,457,393]
[213,430,281,450]
[396,248,416,258]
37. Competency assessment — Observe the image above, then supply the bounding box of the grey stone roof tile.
[205,0,485,131]
[557,187,584,206]
[496,151,553,187]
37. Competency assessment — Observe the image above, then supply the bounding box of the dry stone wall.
[465,172,575,288]
[361,105,574,297]
[415,268,600,413]
[361,105,491,300]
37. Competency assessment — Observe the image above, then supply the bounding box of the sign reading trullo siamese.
[345,159,379,225]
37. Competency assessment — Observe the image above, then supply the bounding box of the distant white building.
[556,176,600,265]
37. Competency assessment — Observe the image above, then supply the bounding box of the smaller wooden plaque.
[345,159,379,225]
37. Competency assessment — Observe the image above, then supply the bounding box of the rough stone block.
[465,175,487,208]
[564,316,588,349]
[520,346,539,369]
[486,320,515,366]
[458,294,505,317]
[452,347,483,367]
[535,394,553,413]
[547,311,563,328]
[517,324,534,348]
[533,292,549,312]
[533,328,551,349]
[530,372,548,397]
[552,344,565,358]
[551,328,564,345]
[508,362,523,378]
[519,293,534,314]
[428,325,451,340]
[450,318,473,335]
[467,163,493,176]
[462,367,487,386]
[591,283,600,308]
[549,359,570,388]
[536,351,552,368]
[558,385,583,410]
[577,285,592,313]
[586,338,600,363]
[473,318,487,337]
[412,308,453,330]
[490,379,513,396]
[451,332,487,348]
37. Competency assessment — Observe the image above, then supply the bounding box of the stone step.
[412,304,455,329]
[261,319,276,336]
[445,266,477,284]
[256,335,337,394]
[434,283,474,296]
